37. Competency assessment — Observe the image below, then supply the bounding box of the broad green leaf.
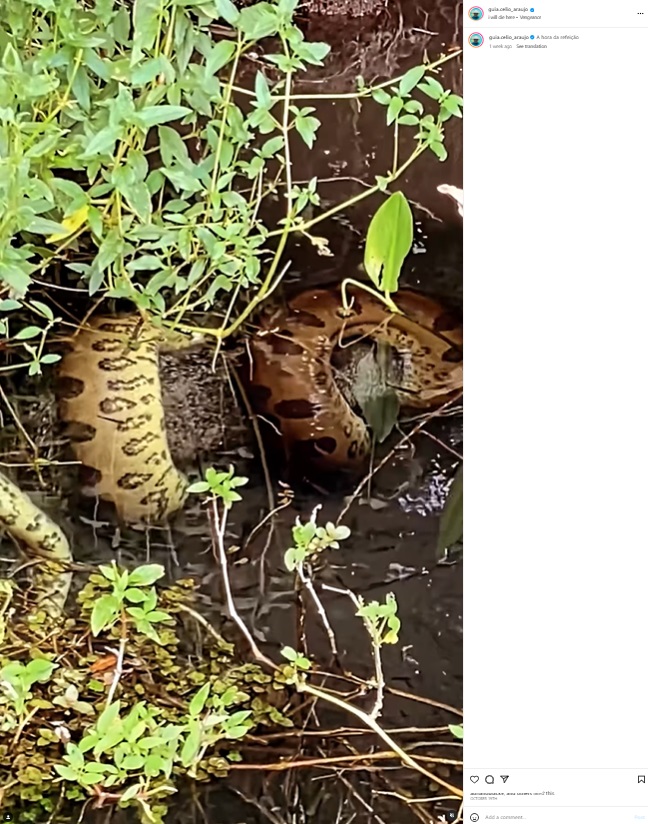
[437,465,463,555]
[127,564,165,587]
[90,594,120,635]
[134,105,192,128]
[214,0,239,24]
[398,65,425,96]
[449,723,464,740]
[132,0,161,64]
[364,191,413,295]
[24,658,56,685]
[14,325,41,340]
[96,700,122,736]
[254,71,272,109]
[27,217,66,236]
[180,723,201,766]
[81,127,120,159]
[158,125,190,167]
[0,260,32,297]
[372,88,391,106]
[238,3,279,39]
[189,683,210,717]
[205,39,237,76]
[420,78,444,101]
[295,115,320,149]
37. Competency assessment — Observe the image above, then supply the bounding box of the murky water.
[1,1,463,821]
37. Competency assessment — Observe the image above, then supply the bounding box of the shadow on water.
[3,1,463,821]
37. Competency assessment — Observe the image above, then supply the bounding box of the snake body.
[57,316,189,523]
[247,287,463,471]
[3,288,462,537]
[0,473,72,617]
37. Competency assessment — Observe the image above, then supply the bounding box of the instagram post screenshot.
[0,1,464,822]
[0,0,645,822]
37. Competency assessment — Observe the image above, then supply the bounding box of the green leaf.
[214,0,240,24]
[132,0,162,64]
[187,480,210,494]
[372,88,391,106]
[437,465,463,555]
[81,126,121,158]
[121,783,142,802]
[40,353,61,365]
[24,658,56,685]
[14,325,41,340]
[205,39,237,75]
[398,65,425,96]
[254,71,272,109]
[54,765,79,781]
[91,594,120,635]
[180,724,201,766]
[386,96,404,125]
[26,217,66,236]
[125,183,152,221]
[281,646,298,662]
[158,125,191,167]
[420,78,444,101]
[124,588,148,603]
[295,115,320,149]
[397,114,420,127]
[238,3,279,39]
[30,300,54,320]
[134,105,192,128]
[225,725,250,739]
[0,259,32,297]
[189,683,210,717]
[448,723,464,740]
[361,390,400,444]
[120,754,145,771]
[127,564,165,587]
[96,700,122,736]
[364,191,413,294]
[99,563,117,582]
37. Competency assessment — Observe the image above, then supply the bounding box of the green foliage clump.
[0,0,462,364]
[0,570,290,822]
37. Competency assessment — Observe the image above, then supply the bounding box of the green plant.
[0,656,57,716]
[90,563,173,642]
[341,190,414,315]
[284,515,351,572]
[356,592,401,647]
[0,0,462,370]
[187,465,248,507]
[180,682,252,775]
[279,645,311,684]
[448,723,463,740]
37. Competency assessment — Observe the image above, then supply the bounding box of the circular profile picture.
[468,32,484,47]
[468,6,484,20]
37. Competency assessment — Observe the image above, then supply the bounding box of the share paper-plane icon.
[500,775,509,783]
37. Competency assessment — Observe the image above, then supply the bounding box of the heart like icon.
[470,776,479,783]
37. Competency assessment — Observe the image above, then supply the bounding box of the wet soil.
[1,0,463,821]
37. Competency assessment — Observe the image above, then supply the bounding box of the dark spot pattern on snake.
[106,376,155,391]
[99,397,138,414]
[99,356,140,371]
[122,432,157,456]
[117,472,154,489]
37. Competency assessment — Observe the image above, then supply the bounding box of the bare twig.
[208,498,275,669]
